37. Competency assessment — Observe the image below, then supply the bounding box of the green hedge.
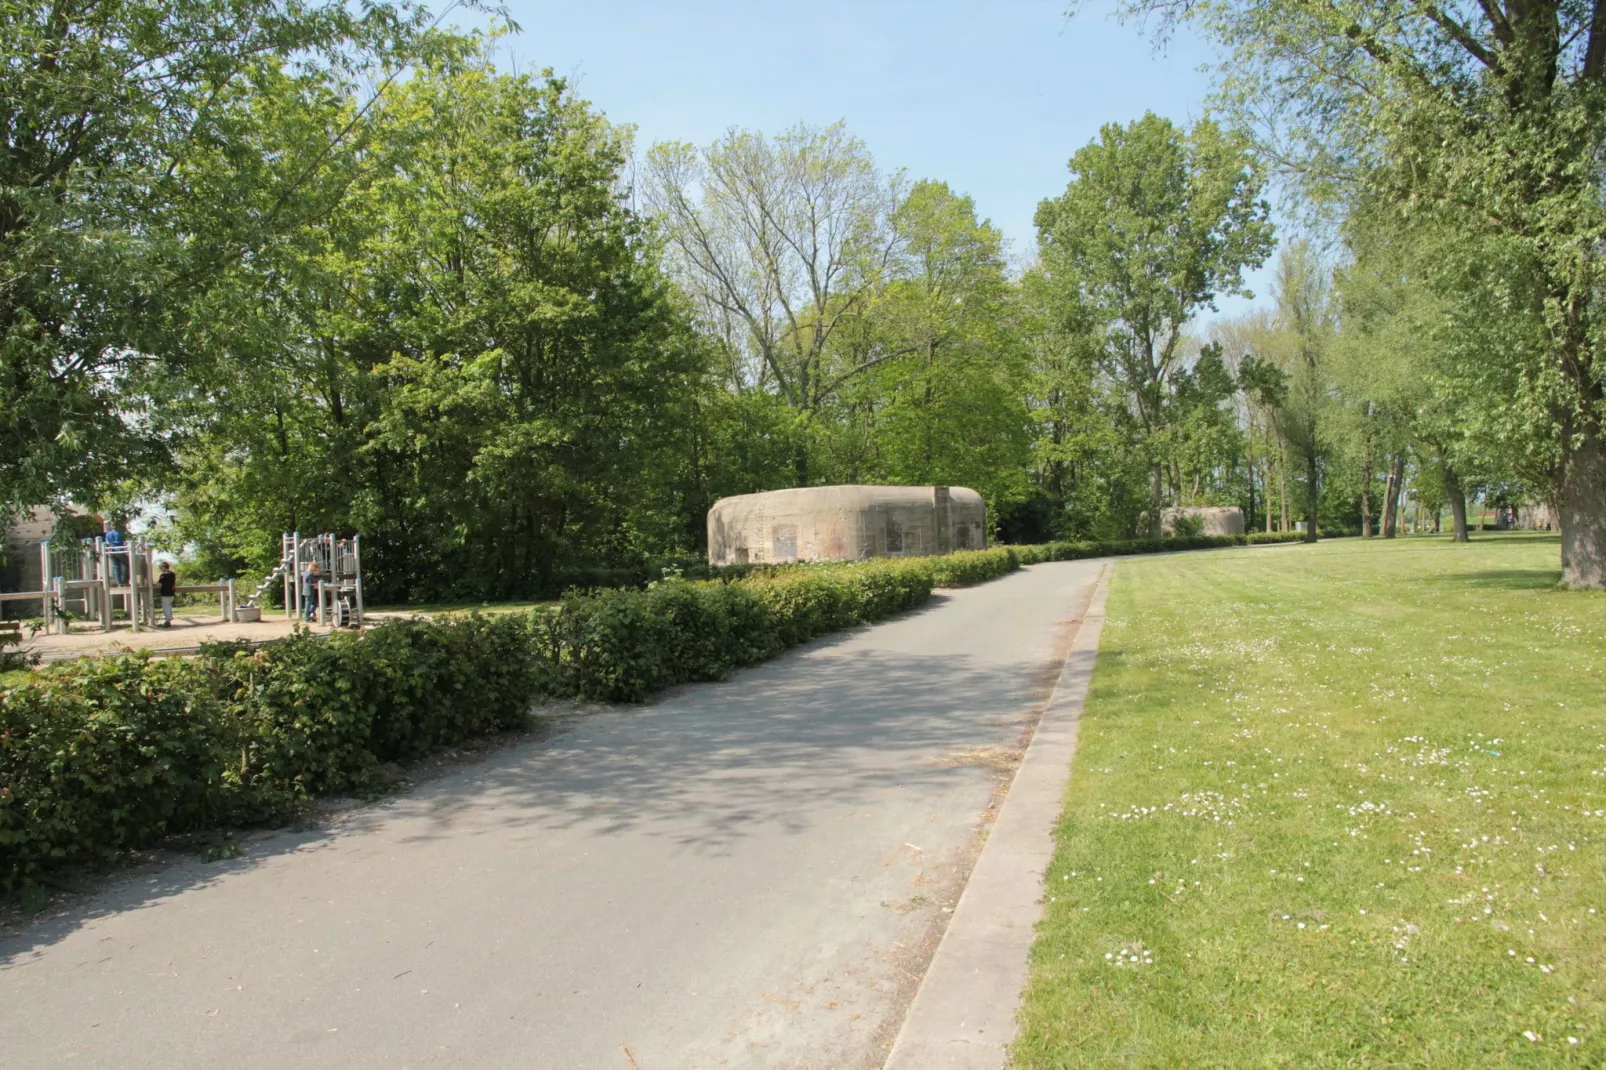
[0,613,539,888]
[0,553,984,888]
[0,537,1289,890]
[1011,532,1305,564]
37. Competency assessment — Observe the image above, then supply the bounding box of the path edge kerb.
[883,561,1115,1070]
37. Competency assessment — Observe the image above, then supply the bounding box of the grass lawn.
[1015,533,1606,1067]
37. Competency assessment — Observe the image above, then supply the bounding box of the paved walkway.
[0,561,1104,1069]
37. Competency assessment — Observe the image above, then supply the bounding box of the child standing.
[302,560,321,622]
[157,561,177,627]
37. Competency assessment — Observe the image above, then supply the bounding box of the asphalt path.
[1,560,1103,1070]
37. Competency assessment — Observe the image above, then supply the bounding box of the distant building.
[2,506,59,617]
[1161,506,1246,537]
[707,485,986,566]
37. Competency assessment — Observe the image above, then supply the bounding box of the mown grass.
[1015,533,1606,1067]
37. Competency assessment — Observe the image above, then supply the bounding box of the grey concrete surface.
[884,565,1111,1069]
[0,561,1104,1070]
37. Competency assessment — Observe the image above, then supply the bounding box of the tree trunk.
[1149,462,1164,539]
[1246,442,1258,534]
[1446,468,1469,543]
[1279,447,1291,532]
[1259,453,1271,530]
[1559,420,1606,588]
[1381,455,1405,538]
[1304,451,1319,543]
[1360,434,1374,538]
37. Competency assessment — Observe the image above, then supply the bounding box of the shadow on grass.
[1432,567,1563,591]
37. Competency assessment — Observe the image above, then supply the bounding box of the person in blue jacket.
[104,520,129,587]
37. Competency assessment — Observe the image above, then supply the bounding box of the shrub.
[926,547,1020,587]
[1247,531,1309,545]
[1169,514,1206,538]
[1008,531,1307,563]
[1,613,540,888]
[0,536,1287,890]
[0,656,249,886]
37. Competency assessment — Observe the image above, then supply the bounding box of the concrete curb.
[883,562,1114,1069]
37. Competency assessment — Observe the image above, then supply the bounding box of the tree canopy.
[3,0,1598,596]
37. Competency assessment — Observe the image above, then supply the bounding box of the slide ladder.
[241,561,288,609]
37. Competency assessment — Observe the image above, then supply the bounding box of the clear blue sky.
[467,0,1274,318]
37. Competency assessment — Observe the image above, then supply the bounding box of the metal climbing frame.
[28,537,235,635]
[265,532,364,628]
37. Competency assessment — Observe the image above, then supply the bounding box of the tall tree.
[166,58,707,600]
[841,181,1031,508]
[0,0,436,515]
[643,124,903,485]
[1108,0,1606,583]
[1034,113,1274,536]
[1271,242,1337,542]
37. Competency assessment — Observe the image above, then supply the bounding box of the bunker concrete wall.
[1161,506,1246,537]
[707,485,986,566]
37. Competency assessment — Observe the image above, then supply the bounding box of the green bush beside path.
[0,535,1296,892]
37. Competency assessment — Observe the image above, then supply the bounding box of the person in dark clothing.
[157,561,177,626]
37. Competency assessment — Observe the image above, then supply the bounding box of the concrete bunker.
[707,485,987,566]
[1161,506,1246,537]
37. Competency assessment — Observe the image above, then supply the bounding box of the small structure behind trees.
[708,486,986,566]
[1162,506,1246,537]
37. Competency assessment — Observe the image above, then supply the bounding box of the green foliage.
[1115,0,1606,581]
[1169,514,1206,538]
[1012,533,1303,565]
[162,54,711,602]
[1021,110,1271,533]
[925,548,1021,587]
[0,548,1024,887]
[0,614,535,889]
[0,0,444,509]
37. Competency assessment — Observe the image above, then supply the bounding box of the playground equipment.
[240,533,364,628]
[0,528,364,634]
[1,537,238,635]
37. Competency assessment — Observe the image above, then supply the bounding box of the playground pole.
[291,531,302,622]
[97,539,111,631]
[128,542,140,634]
[37,543,51,630]
[353,535,364,627]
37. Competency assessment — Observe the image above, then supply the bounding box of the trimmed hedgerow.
[0,613,539,889]
[0,555,944,887]
[927,547,1020,587]
[0,535,1303,889]
[535,557,938,702]
[1011,532,1306,565]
